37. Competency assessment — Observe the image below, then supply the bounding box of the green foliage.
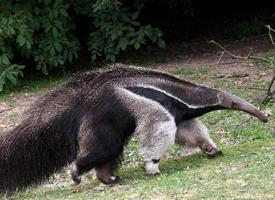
[161,0,195,16]
[0,0,165,91]
[84,0,165,62]
[0,0,80,90]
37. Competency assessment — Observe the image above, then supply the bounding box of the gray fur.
[0,64,267,192]
[115,87,177,174]
[176,118,214,147]
[176,118,222,157]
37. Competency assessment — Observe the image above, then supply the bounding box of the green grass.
[4,139,275,200]
[0,70,72,102]
[0,62,274,199]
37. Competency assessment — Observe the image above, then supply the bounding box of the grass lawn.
[4,139,274,200]
[0,62,274,199]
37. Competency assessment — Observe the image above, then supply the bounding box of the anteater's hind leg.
[176,118,223,157]
[95,159,120,184]
[70,156,120,185]
[70,117,125,185]
[70,154,96,184]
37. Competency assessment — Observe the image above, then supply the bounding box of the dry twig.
[267,73,275,95]
[0,108,13,114]
[233,116,253,131]
[257,73,275,105]
[209,40,271,63]
[247,87,267,91]
[217,51,225,64]
[209,38,275,105]
[265,25,275,48]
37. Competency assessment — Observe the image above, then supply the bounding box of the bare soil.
[153,35,274,78]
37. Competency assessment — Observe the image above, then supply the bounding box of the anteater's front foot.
[144,160,161,175]
[70,162,81,184]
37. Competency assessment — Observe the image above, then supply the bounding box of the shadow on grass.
[118,138,274,185]
[119,152,219,184]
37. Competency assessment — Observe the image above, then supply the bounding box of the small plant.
[178,67,192,75]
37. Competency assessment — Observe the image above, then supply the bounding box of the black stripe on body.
[126,86,225,124]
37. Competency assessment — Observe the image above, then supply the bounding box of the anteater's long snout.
[218,92,268,123]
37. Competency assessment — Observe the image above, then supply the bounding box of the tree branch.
[265,25,275,48]
[267,73,275,95]
[209,38,275,105]
[209,40,271,63]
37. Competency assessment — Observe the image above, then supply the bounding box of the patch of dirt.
[149,35,275,99]
[0,94,39,132]
[226,178,247,187]
[220,163,250,174]
[153,35,273,78]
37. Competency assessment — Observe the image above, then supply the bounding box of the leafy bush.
[0,0,165,91]
[77,0,165,62]
[0,0,80,90]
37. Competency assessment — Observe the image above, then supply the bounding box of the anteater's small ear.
[217,92,268,123]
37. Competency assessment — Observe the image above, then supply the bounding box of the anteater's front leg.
[115,87,177,175]
[137,113,177,175]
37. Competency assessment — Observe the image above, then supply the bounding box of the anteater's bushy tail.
[0,109,80,192]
